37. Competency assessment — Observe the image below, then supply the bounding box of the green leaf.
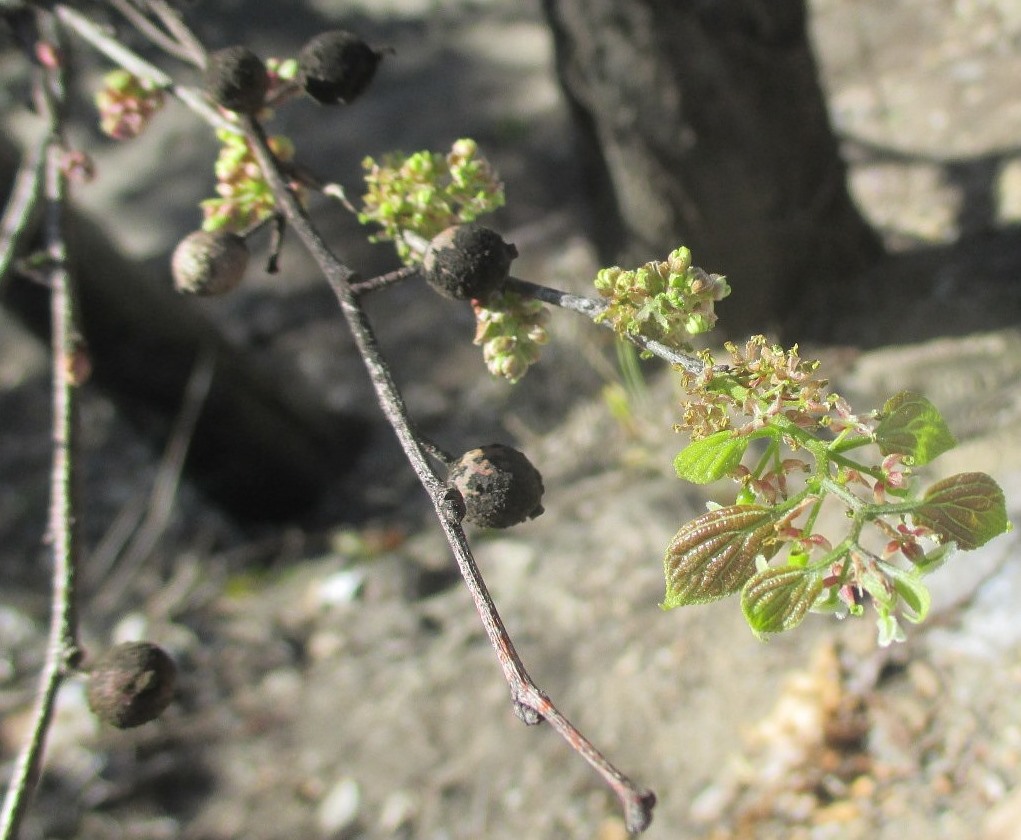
[741,566,824,638]
[673,431,748,484]
[875,391,956,465]
[880,562,931,623]
[913,472,1010,550]
[876,611,906,647]
[662,505,779,608]
[910,541,957,575]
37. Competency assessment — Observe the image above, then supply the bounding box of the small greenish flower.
[359,139,505,264]
[473,292,549,383]
[266,57,299,83]
[95,69,165,140]
[201,129,296,231]
[594,247,730,351]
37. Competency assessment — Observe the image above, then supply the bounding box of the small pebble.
[317,776,360,836]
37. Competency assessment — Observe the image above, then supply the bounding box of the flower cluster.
[201,129,296,231]
[359,139,504,263]
[265,57,300,104]
[676,336,869,441]
[95,70,165,140]
[664,329,1010,644]
[473,292,549,383]
[593,247,730,351]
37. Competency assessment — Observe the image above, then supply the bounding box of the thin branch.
[241,115,656,833]
[349,265,419,296]
[0,137,45,294]
[104,0,197,65]
[505,276,709,374]
[41,4,658,827]
[0,12,83,838]
[139,0,207,67]
[54,4,239,135]
[91,346,216,614]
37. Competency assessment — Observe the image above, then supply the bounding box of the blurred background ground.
[2,0,1021,838]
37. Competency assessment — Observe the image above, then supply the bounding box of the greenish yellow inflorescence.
[202,129,296,231]
[676,336,854,441]
[473,292,550,383]
[95,69,165,140]
[359,139,505,263]
[593,247,730,351]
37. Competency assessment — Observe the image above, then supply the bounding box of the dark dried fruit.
[86,642,176,729]
[448,444,544,528]
[423,224,517,301]
[204,46,269,114]
[297,30,382,105]
[172,230,249,296]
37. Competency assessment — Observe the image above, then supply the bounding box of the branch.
[0,12,84,838]
[0,136,45,295]
[240,116,656,833]
[505,276,709,374]
[142,0,208,68]
[54,4,238,135]
[104,0,201,67]
[90,347,215,614]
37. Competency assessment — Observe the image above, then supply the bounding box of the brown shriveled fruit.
[86,642,177,729]
[448,444,545,528]
[297,30,382,105]
[204,46,269,114]
[171,230,249,296]
[423,223,517,301]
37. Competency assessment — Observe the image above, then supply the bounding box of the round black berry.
[297,30,382,105]
[448,444,544,529]
[172,230,249,296]
[86,642,177,729]
[204,46,269,114]
[423,224,517,301]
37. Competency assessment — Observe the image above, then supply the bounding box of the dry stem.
[242,115,657,832]
[0,12,83,838]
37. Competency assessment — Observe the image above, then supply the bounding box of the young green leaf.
[876,611,906,647]
[875,391,956,465]
[880,562,932,623]
[740,566,824,638]
[913,472,1009,550]
[662,505,779,608]
[673,431,748,484]
[910,540,957,575]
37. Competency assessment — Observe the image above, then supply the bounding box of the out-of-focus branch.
[0,12,83,839]
[0,138,44,294]
[104,0,200,66]
[54,4,237,134]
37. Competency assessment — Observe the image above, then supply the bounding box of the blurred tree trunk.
[541,0,882,336]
